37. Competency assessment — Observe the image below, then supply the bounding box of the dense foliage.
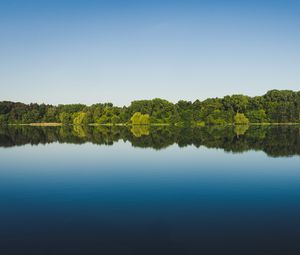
[0,90,299,125]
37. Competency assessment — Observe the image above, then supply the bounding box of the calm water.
[1,125,300,255]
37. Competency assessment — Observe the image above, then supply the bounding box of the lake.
[1,125,300,254]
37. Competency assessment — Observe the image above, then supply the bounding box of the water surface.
[1,126,300,254]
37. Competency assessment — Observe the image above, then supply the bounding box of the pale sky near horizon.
[0,0,299,106]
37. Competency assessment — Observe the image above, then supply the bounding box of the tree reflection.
[130,125,150,137]
[0,125,299,157]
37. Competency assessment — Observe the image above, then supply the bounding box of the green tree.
[111,115,121,124]
[59,112,72,124]
[73,112,87,125]
[131,112,150,125]
[140,114,150,125]
[223,95,249,113]
[0,114,7,124]
[246,109,267,123]
[207,110,228,125]
[44,107,58,122]
[234,113,249,125]
[97,115,110,124]
[206,109,233,125]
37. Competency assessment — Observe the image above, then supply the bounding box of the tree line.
[0,90,300,125]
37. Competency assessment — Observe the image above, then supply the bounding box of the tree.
[246,109,267,123]
[97,115,110,124]
[234,113,249,125]
[73,112,87,125]
[131,112,150,125]
[44,107,58,122]
[140,114,150,125]
[130,112,142,125]
[59,112,72,124]
[0,114,7,124]
[111,115,121,124]
[21,110,40,123]
[223,95,249,113]
[207,110,228,125]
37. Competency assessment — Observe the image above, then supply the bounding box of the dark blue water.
[1,126,300,254]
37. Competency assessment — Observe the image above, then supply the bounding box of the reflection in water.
[130,125,150,137]
[0,125,300,157]
[1,125,300,255]
[234,125,249,136]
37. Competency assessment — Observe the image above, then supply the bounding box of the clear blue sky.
[0,0,299,105]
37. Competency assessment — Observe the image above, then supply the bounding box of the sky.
[0,0,300,106]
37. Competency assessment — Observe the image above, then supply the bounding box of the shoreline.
[5,122,300,127]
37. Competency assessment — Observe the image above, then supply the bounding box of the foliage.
[73,112,88,125]
[59,112,72,124]
[234,113,249,125]
[131,125,150,137]
[234,125,249,136]
[0,114,7,124]
[0,90,299,125]
[245,109,267,123]
[207,110,231,125]
[130,112,150,125]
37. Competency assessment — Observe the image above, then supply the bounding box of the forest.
[0,90,300,125]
